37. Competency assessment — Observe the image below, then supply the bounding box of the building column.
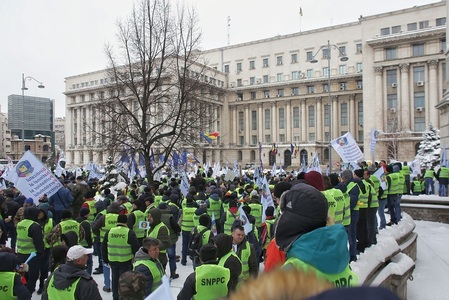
[349,94,356,136]
[332,96,338,139]
[86,105,92,147]
[232,106,237,145]
[301,100,306,142]
[428,60,439,127]
[258,104,263,142]
[271,102,277,142]
[316,98,322,141]
[374,66,384,129]
[66,108,73,147]
[76,107,82,146]
[399,63,410,130]
[245,105,250,145]
[285,100,291,142]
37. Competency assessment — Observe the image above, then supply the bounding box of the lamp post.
[310,40,348,173]
[21,74,45,155]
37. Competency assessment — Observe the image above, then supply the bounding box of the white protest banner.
[180,172,190,197]
[1,151,63,204]
[331,132,364,163]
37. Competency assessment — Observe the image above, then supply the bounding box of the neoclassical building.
[64,1,447,168]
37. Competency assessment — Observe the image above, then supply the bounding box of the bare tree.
[91,0,221,185]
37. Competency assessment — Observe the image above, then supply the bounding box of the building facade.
[0,107,11,158]
[54,116,66,151]
[8,95,55,154]
[64,1,447,168]
[10,134,52,161]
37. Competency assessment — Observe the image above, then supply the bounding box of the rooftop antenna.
[227,16,231,45]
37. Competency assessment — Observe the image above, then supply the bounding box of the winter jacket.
[70,181,90,217]
[49,187,74,212]
[0,252,31,300]
[133,247,165,296]
[213,233,242,292]
[42,262,102,300]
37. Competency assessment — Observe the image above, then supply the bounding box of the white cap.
[66,245,93,261]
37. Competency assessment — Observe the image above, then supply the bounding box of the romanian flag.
[271,144,276,155]
[294,144,299,156]
[199,131,219,143]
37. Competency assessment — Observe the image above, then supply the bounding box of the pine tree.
[98,156,120,188]
[416,125,441,167]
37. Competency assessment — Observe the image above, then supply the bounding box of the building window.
[324,104,330,126]
[265,109,271,129]
[412,44,425,56]
[309,133,316,141]
[279,134,285,142]
[414,117,426,131]
[306,69,313,78]
[277,89,284,97]
[322,48,330,59]
[323,84,329,92]
[339,82,347,90]
[250,92,256,100]
[306,51,313,61]
[293,107,300,128]
[238,151,243,161]
[358,101,363,127]
[265,134,271,143]
[249,60,255,69]
[419,20,429,29]
[294,134,300,142]
[279,108,285,129]
[250,77,255,85]
[386,69,398,86]
[292,71,300,80]
[338,46,346,56]
[238,111,244,131]
[325,132,330,142]
[407,23,417,31]
[381,27,390,35]
[291,53,298,63]
[441,39,447,52]
[263,58,269,67]
[308,106,315,127]
[224,65,229,73]
[264,90,270,98]
[387,94,398,109]
[392,25,401,34]
[263,75,269,83]
[443,62,447,82]
[414,92,425,108]
[292,87,299,95]
[436,17,446,26]
[339,65,347,75]
[277,73,283,82]
[413,66,425,82]
[358,130,364,141]
[251,111,257,130]
[251,135,257,145]
[237,93,243,101]
[357,80,363,89]
[277,56,283,65]
[323,67,329,77]
[307,86,315,94]
[237,62,242,71]
[386,47,397,60]
[239,136,244,146]
[356,63,363,73]
[341,103,348,125]
[356,43,362,54]
[237,79,242,87]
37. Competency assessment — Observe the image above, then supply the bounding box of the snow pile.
[415,125,441,167]
[370,253,414,286]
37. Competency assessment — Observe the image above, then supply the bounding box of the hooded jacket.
[148,208,171,252]
[212,233,242,292]
[0,252,31,300]
[19,207,44,256]
[42,262,102,300]
[133,247,165,296]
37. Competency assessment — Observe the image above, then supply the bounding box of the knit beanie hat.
[79,207,90,217]
[354,169,364,178]
[328,173,340,187]
[117,214,127,224]
[242,205,251,216]
[209,193,219,201]
[265,206,275,217]
[61,209,73,220]
[274,181,292,198]
[304,171,325,191]
[275,182,328,250]
[199,244,218,263]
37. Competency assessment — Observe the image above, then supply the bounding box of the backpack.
[118,270,146,300]
[188,226,209,260]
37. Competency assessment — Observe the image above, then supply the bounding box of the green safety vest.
[154,195,163,208]
[60,219,80,242]
[440,167,449,179]
[420,180,426,192]
[358,181,370,209]
[16,219,37,254]
[132,210,147,239]
[386,173,399,195]
[263,219,276,249]
[123,202,133,215]
[107,226,133,262]
[101,213,119,242]
[413,180,422,193]
[194,264,230,300]
[133,259,164,292]
[181,207,196,232]
[223,210,240,235]
[248,203,263,228]
[47,272,80,300]
[322,190,336,220]
[330,188,345,225]
[424,169,434,179]
[78,219,91,247]
[397,172,405,195]
[370,175,380,200]
[147,222,169,253]
[218,251,242,282]
[195,225,212,246]
[207,199,222,220]
[43,218,54,249]
[341,191,351,226]
[367,181,379,208]
[401,166,410,176]
[283,257,358,287]
[193,212,208,227]
[84,200,96,222]
[346,182,360,211]
[237,241,252,280]
[0,272,16,300]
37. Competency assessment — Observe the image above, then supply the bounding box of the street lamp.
[310,40,348,173]
[21,74,45,155]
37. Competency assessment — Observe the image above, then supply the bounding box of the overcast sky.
[0,0,439,117]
